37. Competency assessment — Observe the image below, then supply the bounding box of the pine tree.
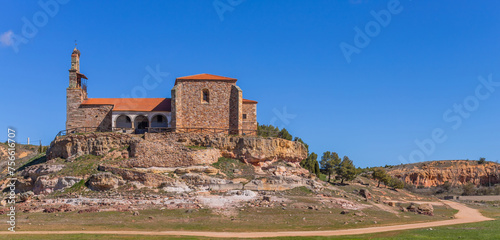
[278,128,292,140]
[337,156,357,184]
[372,167,388,188]
[320,151,341,182]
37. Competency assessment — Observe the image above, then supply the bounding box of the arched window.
[202,89,209,103]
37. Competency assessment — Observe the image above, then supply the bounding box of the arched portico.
[150,113,169,128]
[115,115,132,128]
[111,111,171,133]
[134,115,149,133]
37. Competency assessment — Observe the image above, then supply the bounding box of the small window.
[157,115,163,123]
[243,114,247,119]
[202,89,210,103]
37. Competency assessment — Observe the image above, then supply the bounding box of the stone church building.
[66,47,258,135]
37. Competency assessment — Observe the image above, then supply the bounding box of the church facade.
[66,48,258,135]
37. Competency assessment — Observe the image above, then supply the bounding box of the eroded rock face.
[244,175,319,191]
[97,165,170,187]
[388,160,500,187]
[87,172,120,191]
[33,176,82,194]
[21,164,65,180]
[47,133,141,160]
[47,132,308,168]
[153,133,308,166]
[126,140,221,168]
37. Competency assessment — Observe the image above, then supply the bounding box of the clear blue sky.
[1,0,499,167]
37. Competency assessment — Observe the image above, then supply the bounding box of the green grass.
[4,220,497,240]
[51,155,103,177]
[283,186,314,196]
[15,153,47,172]
[1,199,456,233]
[0,235,207,240]
[211,157,255,180]
[65,179,87,193]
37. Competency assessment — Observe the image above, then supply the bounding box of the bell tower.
[66,46,88,130]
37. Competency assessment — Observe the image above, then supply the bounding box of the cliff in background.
[388,160,500,187]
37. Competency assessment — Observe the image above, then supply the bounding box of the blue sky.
[1,0,499,167]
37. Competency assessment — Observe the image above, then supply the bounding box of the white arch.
[115,115,132,128]
[134,115,149,129]
[150,113,169,128]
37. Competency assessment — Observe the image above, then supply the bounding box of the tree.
[372,167,389,188]
[296,138,320,176]
[337,156,357,184]
[257,124,280,137]
[300,152,320,176]
[320,151,341,182]
[278,128,292,141]
[389,178,405,189]
[479,157,486,164]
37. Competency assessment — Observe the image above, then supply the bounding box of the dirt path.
[6,200,494,238]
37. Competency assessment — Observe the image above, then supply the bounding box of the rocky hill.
[1,133,456,231]
[387,160,500,187]
[10,132,310,196]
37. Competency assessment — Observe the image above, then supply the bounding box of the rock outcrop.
[147,132,308,166]
[47,132,308,168]
[33,176,82,194]
[87,172,120,191]
[97,165,171,187]
[21,164,65,180]
[47,133,141,160]
[388,160,500,187]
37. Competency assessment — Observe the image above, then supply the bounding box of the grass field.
[2,219,498,240]
[1,202,497,240]
[0,203,456,232]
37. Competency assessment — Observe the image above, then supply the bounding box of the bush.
[462,183,477,196]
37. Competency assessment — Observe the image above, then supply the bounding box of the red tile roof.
[81,98,171,112]
[175,73,237,85]
[243,99,258,104]
[176,73,236,80]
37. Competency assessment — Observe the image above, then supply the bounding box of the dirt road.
[6,200,494,238]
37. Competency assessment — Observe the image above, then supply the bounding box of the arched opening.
[151,114,168,128]
[134,115,149,133]
[115,115,132,128]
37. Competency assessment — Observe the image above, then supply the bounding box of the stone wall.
[66,87,85,130]
[66,70,111,131]
[67,103,113,131]
[229,85,242,134]
[172,80,240,132]
[242,102,257,134]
